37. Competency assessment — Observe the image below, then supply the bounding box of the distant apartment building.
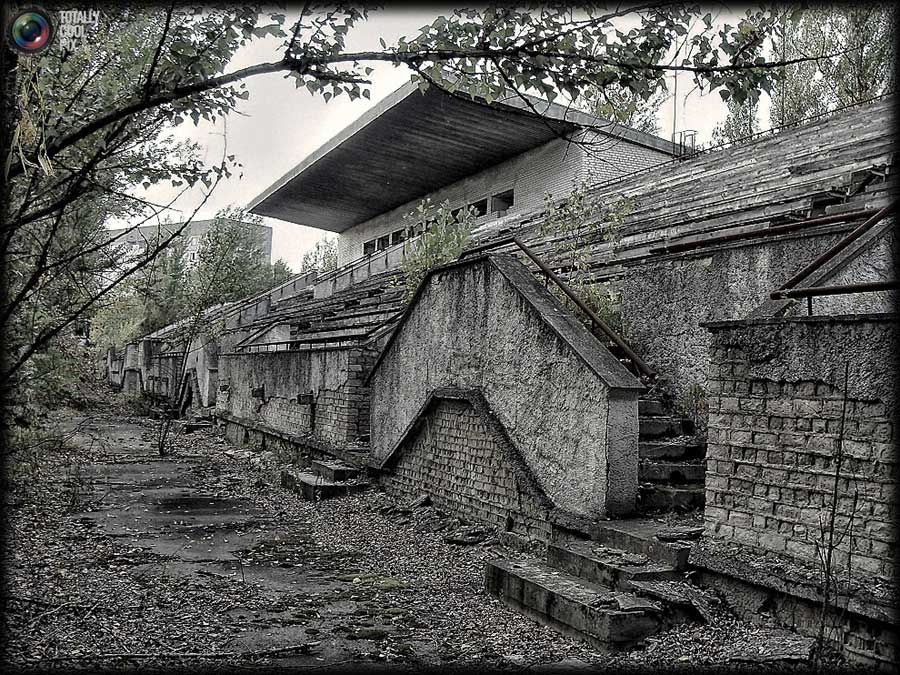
[106,218,273,266]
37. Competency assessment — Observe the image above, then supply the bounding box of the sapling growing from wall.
[540,181,631,335]
[400,198,476,300]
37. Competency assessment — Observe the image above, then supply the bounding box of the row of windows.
[361,189,515,256]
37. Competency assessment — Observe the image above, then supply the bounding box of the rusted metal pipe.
[458,236,518,258]
[778,202,896,291]
[771,280,899,300]
[511,238,655,379]
[650,207,880,255]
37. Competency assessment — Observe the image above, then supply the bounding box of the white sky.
[123,6,760,271]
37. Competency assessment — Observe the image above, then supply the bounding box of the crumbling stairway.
[602,337,707,514]
[484,331,712,650]
[637,396,706,513]
[485,520,713,650]
[280,459,369,501]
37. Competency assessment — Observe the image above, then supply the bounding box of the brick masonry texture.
[383,398,551,539]
[369,255,640,518]
[703,316,898,582]
[216,347,377,448]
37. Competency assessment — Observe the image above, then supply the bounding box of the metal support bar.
[777,202,896,291]
[650,207,880,255]
[458,235,655,379]
[513,238,655,379]
[771,280,899,300]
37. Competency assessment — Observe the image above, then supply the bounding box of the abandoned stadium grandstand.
[102,86,897,666]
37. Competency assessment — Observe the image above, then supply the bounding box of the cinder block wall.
[383,397,551,539]
[704,316,898,582]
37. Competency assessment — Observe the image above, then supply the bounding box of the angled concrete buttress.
[367,253,643,518]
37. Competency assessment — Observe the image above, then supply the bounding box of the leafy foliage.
[400,199,475,300]
[300,236,338,274]
[575,84,665,135]
[713,4,895,143]
[2,2,837,425]
[769,4,895,127]
[91,208,291,347]
[540,182,630,333]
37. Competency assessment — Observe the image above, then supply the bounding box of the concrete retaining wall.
[369,254,642,518]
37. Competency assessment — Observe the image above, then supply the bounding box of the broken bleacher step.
[638,458,705,483]
[637,398,666,416]
[589,520,692,570]
[310,459,359,482]
[639,437,705,460]
[280,468,367,501]
[627,579,720,624]
[484,558,664,650]
[546,540,680,591]
[639,416,694,439]
[638,483,705,512]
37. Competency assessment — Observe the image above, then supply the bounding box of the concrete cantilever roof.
[248,81,675,233]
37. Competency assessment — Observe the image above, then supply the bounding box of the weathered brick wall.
[369,255,641,518]
[580,130,671,185]
[216,347,375,447]
[383,397,551,539]
[704,316,898,582]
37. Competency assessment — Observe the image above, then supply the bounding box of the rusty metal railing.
[459,236,655,379]
[770,201,897,314]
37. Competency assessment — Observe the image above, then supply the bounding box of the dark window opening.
[391,228,407,245]
[491,189,514,214]
[450,207,463,223]
[363,239,376,255]
[377,235,390,250]
[470,198,488,217]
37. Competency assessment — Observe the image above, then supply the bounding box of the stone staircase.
[280,459,369,501]
[485,334,712,650]
[636,396,706,513]
[603,336,707,514]
[485,519,712,650]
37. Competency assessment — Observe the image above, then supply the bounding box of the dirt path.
[4,399,613,672]
[4,395,834,672]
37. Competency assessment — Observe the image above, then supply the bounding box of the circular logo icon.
[6,6,55,54]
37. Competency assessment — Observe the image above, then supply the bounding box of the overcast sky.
[125,5,756,271]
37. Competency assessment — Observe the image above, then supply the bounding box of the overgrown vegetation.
[91,207,291,349]
[300,236,338,274]
[713,4,895,143]
[539,182,631,335]
[681,382,708,436]
[400,198,475,300]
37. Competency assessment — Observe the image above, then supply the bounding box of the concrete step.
[639,416,694,439]
[589,519,692,570]
[639,437,705,460]
[310,459,359,482]
[546,541,679,591]
[638,399,666,416]
[484,558,664,650]
[627,579,718,624]
[639,459,706,483]
[638,483,705,513]
[281,469,368,501]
